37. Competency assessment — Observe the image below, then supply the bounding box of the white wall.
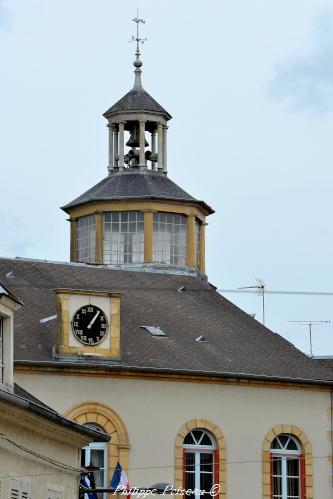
[0,402,86,499]
[0,301,15,391]
[16,372,333,498]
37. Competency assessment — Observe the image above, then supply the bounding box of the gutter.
[61,195,215,215]
[14,360,333,387]
[0,387,109,442]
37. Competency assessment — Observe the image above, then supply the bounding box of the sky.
[1,0,333,356]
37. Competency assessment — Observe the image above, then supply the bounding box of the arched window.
[82,423,108,499]
[183,429,218,499]
[270,434,304,499]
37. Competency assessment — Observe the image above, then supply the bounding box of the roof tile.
[0,257,331,383]
[62,171,214,213]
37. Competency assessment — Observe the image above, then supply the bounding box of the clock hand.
[87,310,100,330]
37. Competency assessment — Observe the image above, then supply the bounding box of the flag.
[110,462,130,498]
[80,472,98,499]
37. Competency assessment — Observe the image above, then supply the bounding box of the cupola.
[62,15,214,276]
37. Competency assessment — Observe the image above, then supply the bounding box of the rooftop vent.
[178,285,187,293]
[196,335,206,343]
[141,326,166,337]
[6,271,15,279]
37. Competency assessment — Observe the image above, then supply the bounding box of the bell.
[126,124,149,148]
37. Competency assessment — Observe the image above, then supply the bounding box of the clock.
[71,305,108,345]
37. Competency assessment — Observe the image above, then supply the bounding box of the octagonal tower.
[62,16,214,277]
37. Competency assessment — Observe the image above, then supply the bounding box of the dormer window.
[104,211,144,264]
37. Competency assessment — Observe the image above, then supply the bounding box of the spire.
[131,10,146,90]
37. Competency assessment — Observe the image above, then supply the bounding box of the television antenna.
[239,278,266,325]
[287,320,330,357]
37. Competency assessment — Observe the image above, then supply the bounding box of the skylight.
[40,315,57,324]
[141,326,166,337]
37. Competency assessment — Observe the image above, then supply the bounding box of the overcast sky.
[1,0,333,356]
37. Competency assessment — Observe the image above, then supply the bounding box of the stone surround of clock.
[55,288,120,359]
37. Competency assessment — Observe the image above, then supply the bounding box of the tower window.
[195,220,201,269]
[104,211,144,264]
[76,215,96,263]
[153,213,187,266]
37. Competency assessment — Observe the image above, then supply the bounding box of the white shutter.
[10,478,30,499]
[46,487,63,499]
[10,479,20,499]
[21,480,29,499]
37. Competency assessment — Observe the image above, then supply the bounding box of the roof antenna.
[239,278,266,325]
[287,320,330,357]
[130,8,146,90]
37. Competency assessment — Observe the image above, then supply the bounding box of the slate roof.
[0,281,24,305]
[103,88,171,120]
[0,383,109,441]
[62,170,214,214]
[313,359,333,378]
[0,257,332,384]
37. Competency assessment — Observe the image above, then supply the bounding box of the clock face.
[71,305,108,345]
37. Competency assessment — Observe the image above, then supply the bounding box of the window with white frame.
[0,317,3,384]
[153,213,187,266]
[76,215,96,263]
[10,478,30,499]
[81,423,108,499]
[104,211,144,264]
[270,434,303,499]
[183,429,217,499]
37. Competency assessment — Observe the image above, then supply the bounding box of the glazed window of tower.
[153,213,187,266]
[103,211,144,264]
[195,220,200,269]
[76,215,96,263]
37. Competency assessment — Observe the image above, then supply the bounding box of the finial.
[130,9,146,90]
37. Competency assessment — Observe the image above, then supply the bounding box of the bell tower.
[104,14,171,174]
[62,15,214,276]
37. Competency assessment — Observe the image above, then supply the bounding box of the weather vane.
[131,9,147,51]
[130,9,146,89]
